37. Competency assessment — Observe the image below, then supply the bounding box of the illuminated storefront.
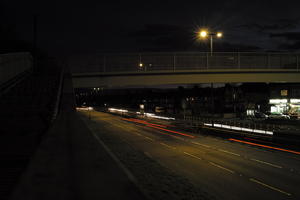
[269,98,300,117]
[289,99,300,118]
[268,85,300,118]
[269,99,288,113]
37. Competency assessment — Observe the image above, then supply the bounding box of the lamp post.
[198,29,222,120]
[199,30,223,56]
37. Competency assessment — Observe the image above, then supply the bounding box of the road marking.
[191,142,210,148]
[160,142,176,150]
[144,152,153,158]
[249,178,291,196]
[183,152,202,160]
[144,136,155,141]
[218,149,240,157]
[172,135,185,141]
[209,162,235,174]
[85,123,141,193]
[250,158,282,169]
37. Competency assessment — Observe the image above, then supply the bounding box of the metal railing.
[69,52,300,73]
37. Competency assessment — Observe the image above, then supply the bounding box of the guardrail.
[70,52,300,73]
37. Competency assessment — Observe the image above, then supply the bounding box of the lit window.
[281,90,288,96]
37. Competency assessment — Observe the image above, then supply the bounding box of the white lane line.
[192,142,211,148]
[251,158,283,169]
[86,124,140,190]
[144,136,155,141]
[160,142,176,150]
[218,149,240,157]
[172,135,185,141]
[183,152,202,160]
[209,162,235,174]
[134,132,142,136]
[144,152,153,158]
[249,178,291,196]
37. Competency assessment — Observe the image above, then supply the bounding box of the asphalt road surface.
[80,111,300,200]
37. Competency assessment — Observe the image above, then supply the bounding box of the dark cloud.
[270,32,300,41]
[128,24,193,51]
[271,32,300,50]
[2,0,300,56]
[216,42,261,52]
[278,41,300,50]
[236,18,299,32]
[128,24,261,52]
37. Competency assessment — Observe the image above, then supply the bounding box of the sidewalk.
[10,72,146,200]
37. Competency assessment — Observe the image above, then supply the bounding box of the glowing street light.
[200,30,207,37]
[198,29,223,56]
[217,32,223,38]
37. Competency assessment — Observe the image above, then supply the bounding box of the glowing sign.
[269,99,287,104]
[290,99,300,104]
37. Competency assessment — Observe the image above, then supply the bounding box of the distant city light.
[107,107,175,120]
[76,106,93,111]
[290,99,300,103]
[217,32,223,38]
[108,108,128,113]
[269,99,288,104]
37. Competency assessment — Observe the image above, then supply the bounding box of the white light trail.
[203,122,273,135]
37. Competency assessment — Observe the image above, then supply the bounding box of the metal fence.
[69,52,300,73]
[0,52,32,86]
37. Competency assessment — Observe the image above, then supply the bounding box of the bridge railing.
[70,52,300,73]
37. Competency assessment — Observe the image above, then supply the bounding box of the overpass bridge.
[70,52,300,88]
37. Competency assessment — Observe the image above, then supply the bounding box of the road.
[80,110,300,200]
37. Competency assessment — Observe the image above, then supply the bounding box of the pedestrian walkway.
[10,71,146,200]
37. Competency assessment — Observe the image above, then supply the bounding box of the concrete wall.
[0,52,32,87]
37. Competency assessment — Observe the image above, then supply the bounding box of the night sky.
[2,0,300,57]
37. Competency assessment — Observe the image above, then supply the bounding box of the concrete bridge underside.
[72,69,300,88]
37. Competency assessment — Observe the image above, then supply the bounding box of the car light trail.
[146,124,195,138]
[122,117,195,139]
[108,108,129,113]
[133,118,175,128]
[139,112,175,120]
[76,106,93,111]
[229,138,300,155]
[122,118,168,128]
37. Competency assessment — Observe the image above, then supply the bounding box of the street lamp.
[199,30,223,56]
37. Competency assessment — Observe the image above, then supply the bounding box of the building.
[269,83,300,118]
